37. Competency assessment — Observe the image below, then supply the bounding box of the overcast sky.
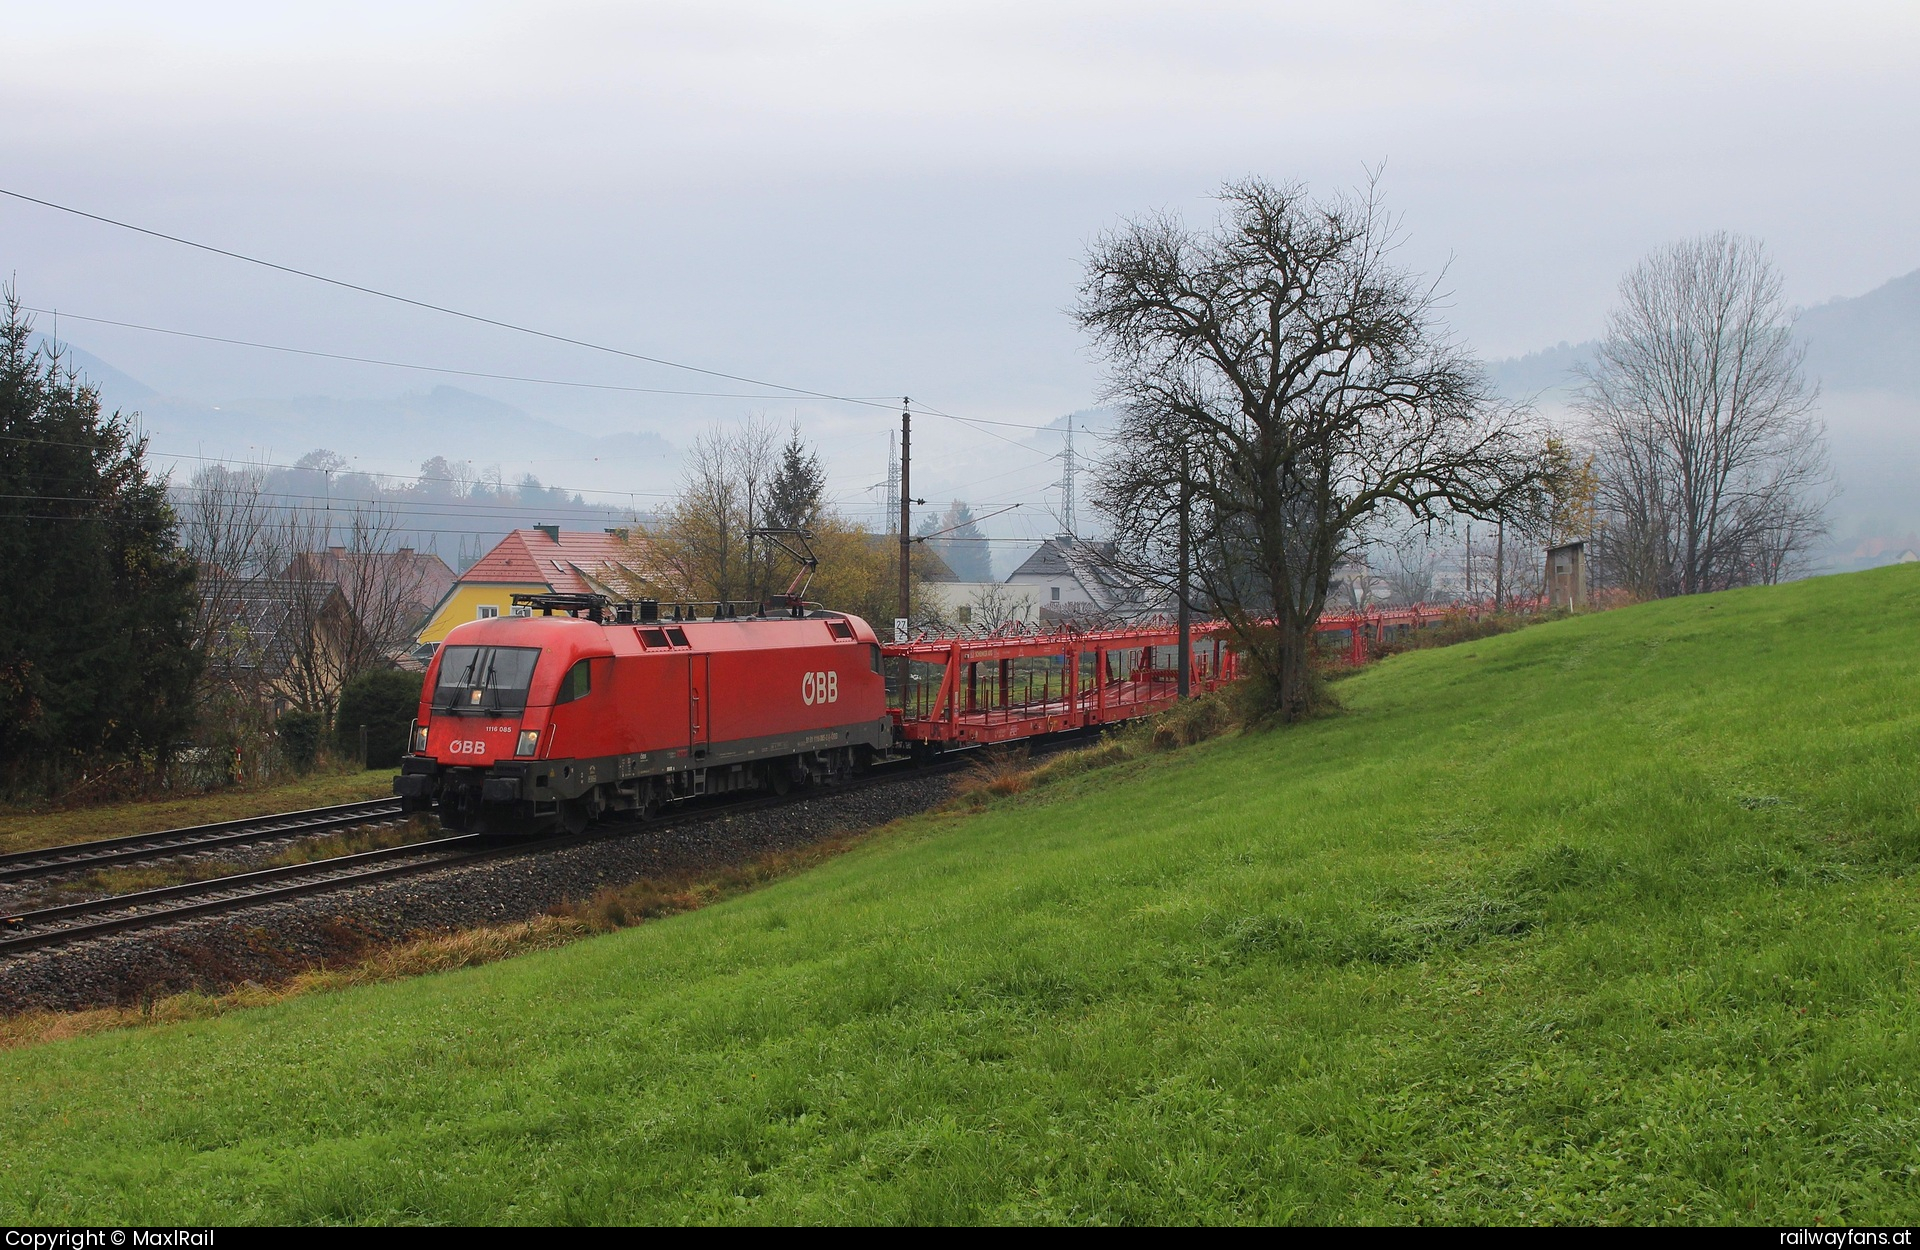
[3,1,1916,514]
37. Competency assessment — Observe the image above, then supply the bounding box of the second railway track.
[0,798,409,883]
[0,833,490,955]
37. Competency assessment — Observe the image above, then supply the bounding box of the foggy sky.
[3,1,1916,513]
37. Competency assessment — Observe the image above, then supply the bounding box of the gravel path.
[0,772,955,1015]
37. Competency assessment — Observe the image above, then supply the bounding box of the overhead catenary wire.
[0,186,905,412]
[22,308,883,403]
[3,507,1059,546]
[3,189,1126,553]
[3,188,1108,449]
[0,431,680,503]
[0,432,1069,543]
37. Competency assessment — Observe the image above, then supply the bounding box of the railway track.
[0,798,409,884]
[0,833,490,955]
[0,750,1000,958]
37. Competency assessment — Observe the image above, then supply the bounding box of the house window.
[958,605,973,624]
[477,605,500,619]
[1051,586,1061,602]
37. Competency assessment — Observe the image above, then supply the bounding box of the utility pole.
[1494,521,1505,613]
[897,399,912,700]
[1176,444,1191,699]
[1465,521,1474,603]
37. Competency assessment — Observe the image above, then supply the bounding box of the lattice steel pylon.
[885,430,899,534]
[1060,414,1076,534]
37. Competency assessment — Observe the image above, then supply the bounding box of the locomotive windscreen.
[434,646,541,714]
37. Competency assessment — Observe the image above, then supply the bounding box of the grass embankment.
[6,567,1920,1223]
[0,769,396,856]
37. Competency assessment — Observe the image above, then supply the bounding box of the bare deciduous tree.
[286,500,435,671]
[1080,176,1545,719]
[180,468,405,719]
[179,463,278,699]
[1579,233,1829,598]
[648,417,780,604]
[963,582,1037,632]
[1384,534,1438,606]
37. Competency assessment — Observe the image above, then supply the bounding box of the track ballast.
[0,754,988,958]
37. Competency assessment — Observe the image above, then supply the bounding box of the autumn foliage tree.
[626,416,933,627]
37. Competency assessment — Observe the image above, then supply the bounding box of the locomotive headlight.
[515,729,540,757]
[410,721,428,753]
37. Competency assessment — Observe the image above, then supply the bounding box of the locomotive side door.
[688,652,711,760]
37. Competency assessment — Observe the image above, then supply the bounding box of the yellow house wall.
[416,582,551,645]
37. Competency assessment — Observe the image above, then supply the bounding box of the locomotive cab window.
[555,659,593,705]
[434,646,540,715]
[870,644,883,674]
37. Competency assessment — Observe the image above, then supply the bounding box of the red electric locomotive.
[395,593,892,833]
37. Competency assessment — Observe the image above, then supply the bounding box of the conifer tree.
[938,500,993,582]
[765,423,826,531]
[0,291,199,787]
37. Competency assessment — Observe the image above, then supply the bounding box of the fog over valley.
[6,2,1916,575]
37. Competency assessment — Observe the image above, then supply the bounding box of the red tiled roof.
[461,528,651,594]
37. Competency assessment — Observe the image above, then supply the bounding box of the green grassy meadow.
[6,567,1920,1224]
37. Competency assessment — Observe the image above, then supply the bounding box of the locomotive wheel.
[562,797,592,835]
[771,767,792,797]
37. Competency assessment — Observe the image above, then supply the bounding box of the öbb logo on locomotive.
[801,669,839,706]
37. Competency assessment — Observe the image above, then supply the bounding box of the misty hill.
[1797,269,1920,393]
[44,339,157,404]
[33,340,674,571]
[37,337,679,494]
[1488,269,1920,403]
[1485,341,1592,405]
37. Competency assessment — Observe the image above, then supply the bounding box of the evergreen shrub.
[277,711,324,772]
[336,669,424,769]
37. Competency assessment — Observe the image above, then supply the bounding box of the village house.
[199,577,376,715]
[1003,535,1168,624]
[412,526,656,660]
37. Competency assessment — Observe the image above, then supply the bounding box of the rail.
[0,798,407,883]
